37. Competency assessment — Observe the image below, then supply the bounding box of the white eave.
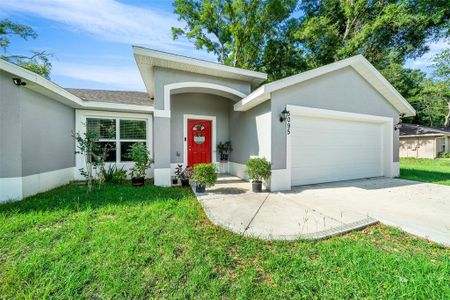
[0,59,153,113]
[133,46,267,98]
[234,55,416,117]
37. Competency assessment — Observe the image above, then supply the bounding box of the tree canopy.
[0,19,52,78]
[173,0,450,126]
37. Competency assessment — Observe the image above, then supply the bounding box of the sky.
[1,0,447,92]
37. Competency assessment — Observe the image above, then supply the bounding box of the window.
[86,117,147,163]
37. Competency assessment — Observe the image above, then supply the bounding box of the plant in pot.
[217,141,233,161]
[127,143,153,186]
[245,157,271,192]
[190,163,217,193]
[175,164,193,187]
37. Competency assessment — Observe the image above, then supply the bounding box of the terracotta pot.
[252,181,263,193]
[131,177,145,186]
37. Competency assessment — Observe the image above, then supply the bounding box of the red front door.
[187,119,212,166]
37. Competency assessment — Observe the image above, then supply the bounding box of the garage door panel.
[290,115,384,186]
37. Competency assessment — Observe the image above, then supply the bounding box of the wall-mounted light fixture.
[280,107,291,135]
[12,78,26,86]
[279,108,290,122]
[394,113,406,131]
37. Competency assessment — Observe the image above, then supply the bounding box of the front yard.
[400,158,450,186]
[0,183,449,298]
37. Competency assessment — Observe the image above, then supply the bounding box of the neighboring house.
[400,123,450,159]
[0,47,415,202]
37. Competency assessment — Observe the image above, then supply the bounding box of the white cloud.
[2,0,189,51]
[52,62,146,91]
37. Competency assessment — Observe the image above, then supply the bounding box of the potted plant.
[245,157,271,192]
[217,141,233,161]
[127,143,153,186]
[175,164,192,187]
[190,163,217,193]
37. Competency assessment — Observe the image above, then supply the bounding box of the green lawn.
[400,158,450,186]
[0,184,449,299]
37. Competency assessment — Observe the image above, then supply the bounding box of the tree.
[0,19,52,78]
[294,0,449,69]
[172,0,299,78]
[430,48,450,127]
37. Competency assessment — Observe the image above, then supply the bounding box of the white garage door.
[290,115,385,186]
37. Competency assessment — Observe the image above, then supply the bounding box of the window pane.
[94,142,116,162]
[120,120,146,140]
[121,142,146,162]
[87,118,116,139]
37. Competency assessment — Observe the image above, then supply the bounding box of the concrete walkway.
[195,175,450,245]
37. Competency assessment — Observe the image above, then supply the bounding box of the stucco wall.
[400,137,437,159]
[153,67,251,110]
[229,101,271,164]
[0,70,75,178]
[270,66,400,170]
[170,93,233,164]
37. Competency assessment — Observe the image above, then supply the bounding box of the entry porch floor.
[195,175,450,245]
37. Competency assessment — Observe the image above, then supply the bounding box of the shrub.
[101,164,127,184]
[175,164,193,180]
[217,141,233,160]
[438,152,450,158]
[245,157,271,183]
[190,163,217,187]
[127,143,153,179]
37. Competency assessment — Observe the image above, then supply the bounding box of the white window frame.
[75,110,153,179]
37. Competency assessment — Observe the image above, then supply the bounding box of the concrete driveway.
[196,176,450,246]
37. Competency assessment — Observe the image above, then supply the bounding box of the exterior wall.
[229,101,271,164]
[153,67,251,110]
[271,66,400,170]
[0,70,75,201]
[152,66,253,186]
[171,93,232,164]
[400,137,437,159]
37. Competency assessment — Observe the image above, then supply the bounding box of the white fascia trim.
[183,114,217,166]
[287,105,393,123]
[234,55,416,117]
[163,81,246,115]
[0,59,154,113]
[133,46,267,81]
[400,134,448,138]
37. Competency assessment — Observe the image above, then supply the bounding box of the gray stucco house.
[0,46,415,201]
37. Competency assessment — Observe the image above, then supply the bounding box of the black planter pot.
[181,179,190,187]
[172,178,178,185]
[220,153,229,161]
[195,185,206,193]
[252,181,263,193]
[131,177,145,186]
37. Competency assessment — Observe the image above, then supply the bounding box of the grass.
[0,183,449,299]
[400,158,450,186]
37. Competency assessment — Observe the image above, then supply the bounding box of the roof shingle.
[400,123,450,136]
[65,88,153,107]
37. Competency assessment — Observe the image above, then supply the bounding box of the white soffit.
[133,46,267,98]
[0,59,153,113]
[234,55,416,117]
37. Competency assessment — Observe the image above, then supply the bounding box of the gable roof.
[234,55,416,117]
[0,59,153,113]
[65,88,154,106]
[133,46,267,98]
[400,123,450,137]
